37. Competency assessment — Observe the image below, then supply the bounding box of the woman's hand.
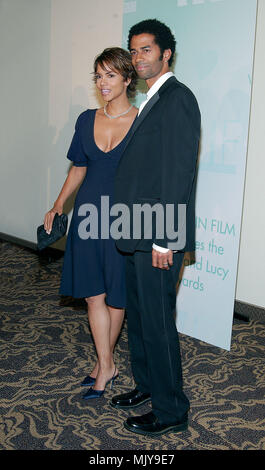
[44,205,63,234]
[43,165,86,234]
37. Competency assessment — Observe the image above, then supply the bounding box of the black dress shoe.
[110,387,151,410]
[124,411,188,436]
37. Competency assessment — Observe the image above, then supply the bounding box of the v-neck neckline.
[92,109,136,155]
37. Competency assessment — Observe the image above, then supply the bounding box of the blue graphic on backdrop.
[122,0,257,349]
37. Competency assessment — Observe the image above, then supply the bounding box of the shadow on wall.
[43,87,91,251]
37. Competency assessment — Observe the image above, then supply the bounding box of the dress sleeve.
[67,112,88,167]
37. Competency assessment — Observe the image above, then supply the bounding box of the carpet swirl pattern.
[0,241,264,450]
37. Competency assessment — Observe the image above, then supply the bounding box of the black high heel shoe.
[81,375,96,387]
[82,368,119,400]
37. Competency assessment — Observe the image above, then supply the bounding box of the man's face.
[129,33,171,85]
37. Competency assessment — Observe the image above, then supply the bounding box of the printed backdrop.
[122,0,257,350]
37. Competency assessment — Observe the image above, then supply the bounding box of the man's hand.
[152,248,173,270]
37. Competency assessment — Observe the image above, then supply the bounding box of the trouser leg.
[125,253,150,393]
[126,251,190,422]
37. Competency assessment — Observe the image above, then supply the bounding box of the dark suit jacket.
[114,76,201,253]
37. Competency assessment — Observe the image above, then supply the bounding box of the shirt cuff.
[152,243,169,253]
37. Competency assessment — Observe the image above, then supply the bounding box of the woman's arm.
[44,165,87,234]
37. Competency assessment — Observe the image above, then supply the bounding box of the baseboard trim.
[234,300,265,323]
[0,232,37,251]
[0,232,64,259]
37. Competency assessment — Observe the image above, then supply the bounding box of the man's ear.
[163,49,172,63]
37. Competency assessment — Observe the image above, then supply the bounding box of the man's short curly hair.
[128,19,176,67]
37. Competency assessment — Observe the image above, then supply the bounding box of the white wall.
[0,0,51,242]
[235,0,265,309]
[46,0,124,249]
[0,0,123,247]
[0,0,264,310]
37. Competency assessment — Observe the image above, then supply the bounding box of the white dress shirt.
[137,72,174,253]
[138,71,174,116]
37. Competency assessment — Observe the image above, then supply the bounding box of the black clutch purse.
[37,213,68,251]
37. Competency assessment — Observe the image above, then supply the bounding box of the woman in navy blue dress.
[44,48,138,398]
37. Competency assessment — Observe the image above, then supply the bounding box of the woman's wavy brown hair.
[93,47,137,98]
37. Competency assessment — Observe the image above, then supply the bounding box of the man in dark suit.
[110,19,201,436]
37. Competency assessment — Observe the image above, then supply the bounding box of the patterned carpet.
[0,240,265,451]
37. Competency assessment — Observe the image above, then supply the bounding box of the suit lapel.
[132,92,160,133]
[121,92,160,154]
[120,76,179,156]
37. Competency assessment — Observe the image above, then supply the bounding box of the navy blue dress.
[60,109,133,308]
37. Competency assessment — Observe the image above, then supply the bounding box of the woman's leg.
[107,305,125,355]
[85,294,124,390]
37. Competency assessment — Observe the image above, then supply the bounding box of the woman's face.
[94,62,129,102]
